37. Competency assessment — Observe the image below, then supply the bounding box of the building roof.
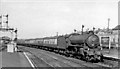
[112,25,120,30]
[0,36,11,40]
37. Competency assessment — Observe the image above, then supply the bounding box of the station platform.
[1,49,32,68]
[102,48,120,60]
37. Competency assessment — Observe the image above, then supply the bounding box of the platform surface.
[102,48,120,59]
[1,49,32,68]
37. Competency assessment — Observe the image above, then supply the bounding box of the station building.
[97,25,120,48]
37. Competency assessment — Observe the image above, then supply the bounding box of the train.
[17,31,104,62]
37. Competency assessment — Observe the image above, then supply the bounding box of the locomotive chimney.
[82,25,84,35]
[93,27,95,32]
[74,29,77,33]
[89,31,94,34]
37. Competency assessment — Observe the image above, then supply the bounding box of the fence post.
[108,36,111,50]
[100,36,103,50]
[108,36,111,54]
[116,43,118,49]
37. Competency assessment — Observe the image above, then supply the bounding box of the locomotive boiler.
[67,31,100,48]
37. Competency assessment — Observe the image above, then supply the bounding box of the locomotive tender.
[18,31,103,62]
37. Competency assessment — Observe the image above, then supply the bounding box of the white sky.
[1,0,119,39]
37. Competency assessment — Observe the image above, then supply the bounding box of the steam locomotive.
[18,31,103,62]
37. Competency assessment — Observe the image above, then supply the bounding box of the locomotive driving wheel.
[90,56,96,62]
[98,55,104,62]
[85,55,91,62]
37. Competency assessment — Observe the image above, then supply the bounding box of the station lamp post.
[56,32,58,36]
[108,18,110,32]
[0,15,2,28]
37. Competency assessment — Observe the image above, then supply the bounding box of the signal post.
[0,14,18,52]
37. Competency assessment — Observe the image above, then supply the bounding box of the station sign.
[101,37,109,45]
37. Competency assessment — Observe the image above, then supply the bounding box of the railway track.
[18,47,54,68]
[48,47,119,68]
[35,46,119,68]
[18,46,91,68]
[18,45,118,69]
[38,48,119,68]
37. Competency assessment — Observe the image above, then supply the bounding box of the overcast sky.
[1,0,119,39]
